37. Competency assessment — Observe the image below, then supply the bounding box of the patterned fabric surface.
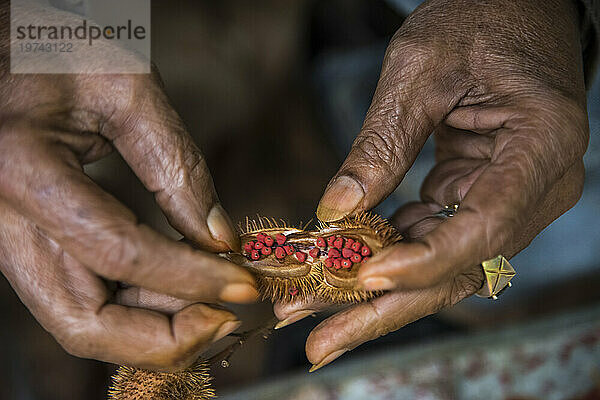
[222,305,600,400]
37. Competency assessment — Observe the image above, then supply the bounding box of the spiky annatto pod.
[226,212,403,304]
[108,212,401,400]
[108,362,215,400]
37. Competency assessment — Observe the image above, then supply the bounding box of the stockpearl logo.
[11,0,151,74]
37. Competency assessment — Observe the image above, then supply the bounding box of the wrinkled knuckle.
[524,93,589,161]
[434,289,453,312]
[386,31,468,96]
[553,95,588,138]
[157,135,196,187]
[446,270,484,308]
[173,145,207,192]
[101,75,156,133]
[352,130,404,176]
[385,31,440,74]
[110,74,149,112]
[161,158,186,192]
[369,305,391,339]
[185,147,207,180]
[94,225,140,280]
[350,312,371,337]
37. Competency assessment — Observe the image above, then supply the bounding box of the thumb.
[98,75,239,252]
[316,38,466,221]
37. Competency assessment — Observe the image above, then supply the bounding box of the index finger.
[0,122,257,303]
[91,74,239,252]
[316,36,467,222]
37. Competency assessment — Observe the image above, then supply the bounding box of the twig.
[207,317,279,368]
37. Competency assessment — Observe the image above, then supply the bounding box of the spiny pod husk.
[225,212,403,303]
[108,362,215,400]
[109,212,401,400]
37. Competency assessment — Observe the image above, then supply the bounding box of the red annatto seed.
[344,238,354,248]
[316,237,327,248]
[361,246,371,256]
[261,247,272,256]
[328,248,340,258]
[341,248,353,258]
[295,252,307,262]
[254,241,264,250]
[264,235,274,247]
[333,237,344,249]
[309,248,320,258]
[244,241,254,253]
[326,236,336,246]
[362,257,371,263]
[284,245,294,255]
[275,247,286,259]
[256,232,266,243]
[351,253,362,263]
[289,287,299,296]
[341,259,352,268]
[275,233,287,245]
[351,241,362,252]
[324,258,333,268]
[250,250,260,260]
[333,258,342,269]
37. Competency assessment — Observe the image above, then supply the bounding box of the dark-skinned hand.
[276,0,589,371]
[0,6,258,371]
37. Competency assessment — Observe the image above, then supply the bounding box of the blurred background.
[2,0,600,399]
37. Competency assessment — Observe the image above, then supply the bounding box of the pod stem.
[207,317,279,368]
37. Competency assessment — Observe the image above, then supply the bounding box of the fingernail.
[309,349,348,372]
[316,176,364,222]
[274,310,316,330]
[219,283,259,303]
[212,320,242,343]
[361,276,396,291]
[207,204,241,252]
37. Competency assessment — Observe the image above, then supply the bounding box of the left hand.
[276,0,589,371]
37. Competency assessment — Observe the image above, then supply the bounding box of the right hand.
[0,61,258,371]
[279,0,588,372]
